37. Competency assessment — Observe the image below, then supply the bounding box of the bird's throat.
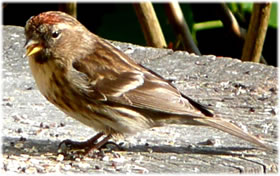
[33,52,49,64]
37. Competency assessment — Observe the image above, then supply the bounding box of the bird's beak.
[24,39,43,57]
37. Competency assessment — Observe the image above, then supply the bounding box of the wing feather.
[70,38,212,117]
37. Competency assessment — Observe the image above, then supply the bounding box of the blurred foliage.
[180,3,277,66]
[269,3,277,28]
[180,4,195,32]
[192,20,223,44]
[189,3,277,38]
[227,2,277,28]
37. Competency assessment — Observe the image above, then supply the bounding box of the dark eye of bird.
[51,30,60,38]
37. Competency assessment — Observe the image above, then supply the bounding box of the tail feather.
[194,117,270,150]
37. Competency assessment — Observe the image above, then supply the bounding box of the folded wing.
[70,39,212,118]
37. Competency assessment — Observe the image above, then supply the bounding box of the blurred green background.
[3,3,277,66]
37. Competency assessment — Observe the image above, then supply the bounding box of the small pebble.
[56,154,64,162]
[15,142,24,149]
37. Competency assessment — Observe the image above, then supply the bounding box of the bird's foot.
[57,132,117,159]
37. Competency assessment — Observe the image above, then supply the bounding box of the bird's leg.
[58,132,104,153]
[85,134,112,156]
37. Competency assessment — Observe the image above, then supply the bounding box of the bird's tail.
[193,117,270,150]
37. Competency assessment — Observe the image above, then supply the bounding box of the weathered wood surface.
[2,26,278,174]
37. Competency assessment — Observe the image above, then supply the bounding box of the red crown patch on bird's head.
[29,11,78,27]
[36,11,65,24]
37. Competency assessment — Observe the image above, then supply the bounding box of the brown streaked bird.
[24,11,268,154]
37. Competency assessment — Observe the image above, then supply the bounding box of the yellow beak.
[24,39,43,57]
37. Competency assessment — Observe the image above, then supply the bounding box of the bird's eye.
[51,30,61,38]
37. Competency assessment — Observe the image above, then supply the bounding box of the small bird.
[24,11,268,154]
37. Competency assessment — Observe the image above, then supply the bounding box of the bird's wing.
[71,39,213,117]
